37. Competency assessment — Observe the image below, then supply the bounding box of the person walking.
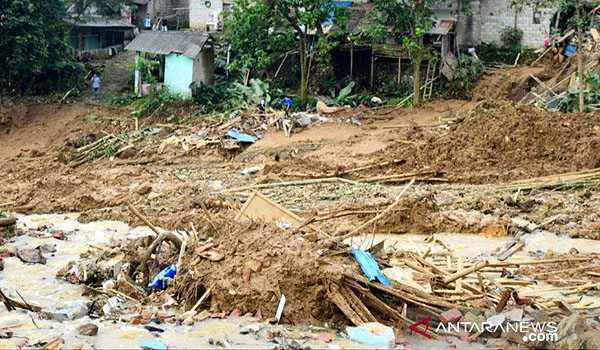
[162,17,168,31]
[143,13,152,30]
[91,73,101,102]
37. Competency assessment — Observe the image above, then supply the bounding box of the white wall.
[190,0,223,29]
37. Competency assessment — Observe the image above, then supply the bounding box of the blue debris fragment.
[352,249,391,287]
[227,128,256,143]
[148,264,177,290]
[140,338,168,350]
[347,322,395,346]
[282,97,294,109]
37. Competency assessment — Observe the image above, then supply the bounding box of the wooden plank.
[592,28,600,43]
[235,192,325,235]
[497,241,525,261]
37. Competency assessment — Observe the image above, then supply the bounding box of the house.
[436,0,555,49]
[125,31,215,97]
[137,0,230,31]
[67,16,135,58]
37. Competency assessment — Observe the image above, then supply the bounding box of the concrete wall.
[147,0,190,28]
[190,0,223,29]
[434,0,554,49]
[193,48,215,85]
[479,0,554,48]
[165,53,195,97]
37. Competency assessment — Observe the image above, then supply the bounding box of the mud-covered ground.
[2,63,600,349]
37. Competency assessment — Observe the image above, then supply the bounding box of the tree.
[367,0,438,106]
[559,0,599,112]
[71,0,132,19]
[225,0,347,107]
[224,0,295,77]
[0,0,80,94]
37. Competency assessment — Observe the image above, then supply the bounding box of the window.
[533,11,542,24]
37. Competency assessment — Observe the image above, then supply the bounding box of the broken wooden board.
[497,241,525,261]
[592,28,600,43]
[235,192,325,235]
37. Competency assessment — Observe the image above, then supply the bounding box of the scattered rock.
[52,231,65,240]
[245,259,262,273]
[229,308,242,318]
[37,244,57,254]
[17,248,46,264]
[77,323,98,336]
[141,310,154,320]
[316,334,333,343]
[193,310,211,321]
[440,308,463,324]
[242,324,261,334]
[178,310,197,322]
[503,308,523,322]
[42,301,89,321]
[135,184,152,195]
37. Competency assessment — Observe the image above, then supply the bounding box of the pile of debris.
[23,180,594,348]
[522,18,600,110]
[366,99,600,183]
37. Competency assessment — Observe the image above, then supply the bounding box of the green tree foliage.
[224,0,295,75]
[0,0,81,94]
[71,0,132,18]
[224,0,347,107]
[367,0,438,106]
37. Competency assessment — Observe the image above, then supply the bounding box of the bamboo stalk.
[220,177,359,193]
[335,179,414,241]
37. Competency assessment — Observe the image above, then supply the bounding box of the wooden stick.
[443,261,488,285]
[336,159,404,175]
[199,201,221,235]
[383,123,446,129]
[221,177,359,193]
[530,74,558,96]
[488,257,592,267]
[456,256,463,293]
[190,288,211,312]
[335,179,415,241]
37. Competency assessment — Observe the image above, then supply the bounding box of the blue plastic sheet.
[347,323,395,346]
[148,264,177,290]
[352,249,391,286]
[140,338,168,350]
[227,129,256,143]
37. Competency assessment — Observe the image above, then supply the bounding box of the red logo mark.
[409,317,431,338]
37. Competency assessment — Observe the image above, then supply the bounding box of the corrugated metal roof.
[65,16,135,28]
[428,20,455,35]
[125,31,212,58]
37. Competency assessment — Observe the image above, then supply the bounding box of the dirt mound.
[375,100,600,183]
[175,220,349,325]
[470,66,544,102]
[0,104,28,135]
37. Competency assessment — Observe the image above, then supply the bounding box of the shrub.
[500,26,523,49]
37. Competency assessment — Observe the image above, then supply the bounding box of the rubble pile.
[13,187,590,349]
[371,100,600,183]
